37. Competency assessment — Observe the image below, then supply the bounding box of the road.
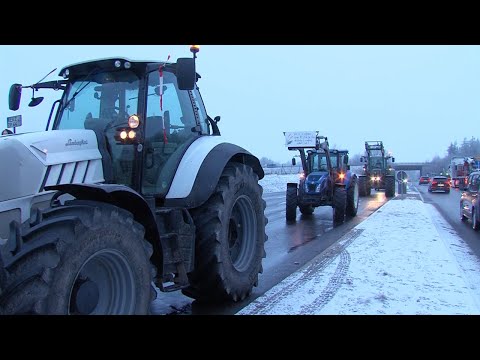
[414,183,480,259]
[151,190,389,315]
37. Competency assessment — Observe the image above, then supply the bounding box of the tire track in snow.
[240,228,363,315]
[299,249,351,314]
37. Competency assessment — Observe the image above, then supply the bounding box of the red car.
[419,176,430,185]
[428,176,450,193]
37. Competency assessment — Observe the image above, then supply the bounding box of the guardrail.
[262,165,302,175]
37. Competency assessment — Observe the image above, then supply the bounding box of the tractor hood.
[0,130,104,202]
[304,171,330,193]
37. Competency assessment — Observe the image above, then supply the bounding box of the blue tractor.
[285,132,359,225]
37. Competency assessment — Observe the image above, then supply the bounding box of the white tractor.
[0,46,267,314]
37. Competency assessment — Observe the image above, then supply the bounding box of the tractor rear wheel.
[366,183,372,196]
[346,176,359,217]
[286,184,298,221]
[385,176,395,198]
[358,176,366,197]
[333,187,347,226]
[0,200,154,315]
[184,162,267,303]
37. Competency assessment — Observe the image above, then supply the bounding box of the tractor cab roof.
[59,57,200,80]
[330,149,349,154]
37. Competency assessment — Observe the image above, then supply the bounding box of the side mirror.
[29,96,44,107]
[392,157,395,163]
[9,84,22,111]
[344,155,349,164]
[292,158,296,166]
[176,58,196,90]
[360,157,364,163]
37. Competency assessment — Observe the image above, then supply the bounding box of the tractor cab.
[8,52,210,199]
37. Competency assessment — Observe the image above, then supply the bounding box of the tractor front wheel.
[0,201,154,315]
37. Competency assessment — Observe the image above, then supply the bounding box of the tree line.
[422,137,480,175]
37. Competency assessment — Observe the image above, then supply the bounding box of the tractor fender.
[344,171,357,189]
[165,137,263,208]
[45,183,162,270]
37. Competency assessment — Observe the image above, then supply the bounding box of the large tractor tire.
[286,184,298,221]
[184,162,267,303]
[358,176,366,197]
[333,187,347,226]
[385,176,395,198]
[346,176,359,217]
[0,200,154,315]
[365,182,372,196]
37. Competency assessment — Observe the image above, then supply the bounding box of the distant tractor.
[358,141,395,197]
[284,131,359,225]
[0,47,267,314]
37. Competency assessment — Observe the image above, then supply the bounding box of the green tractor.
[358,141,396,197]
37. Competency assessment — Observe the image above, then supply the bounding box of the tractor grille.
[39,160,101,192]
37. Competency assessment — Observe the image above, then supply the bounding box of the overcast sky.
[1,45,479,163]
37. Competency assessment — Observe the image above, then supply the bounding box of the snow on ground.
[238,177,480,315]
[259,173,300,193]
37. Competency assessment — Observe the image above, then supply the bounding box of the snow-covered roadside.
[426,203,480,310]
[259,173,300,193]
[238,189,480,315]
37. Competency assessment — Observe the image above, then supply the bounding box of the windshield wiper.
[61,67,99,112]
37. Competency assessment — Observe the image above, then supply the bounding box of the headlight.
[128,114,140,128]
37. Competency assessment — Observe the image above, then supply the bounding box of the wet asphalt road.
[150,190,389,315]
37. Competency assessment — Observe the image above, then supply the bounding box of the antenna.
[31,68,57,89]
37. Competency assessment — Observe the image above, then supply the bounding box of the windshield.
[56,70,140,130]
[370,156,384,170]
[310,153,336,171]
[55,70,140,187]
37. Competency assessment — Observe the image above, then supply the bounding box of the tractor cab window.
[56,70,141,187]
[142,70,197,196]
[57,71,140,131]
[192,87,209,134]
[330,155,338,168]
[371,157,383,169]
[337,154,345,169]
[312,154,330,171]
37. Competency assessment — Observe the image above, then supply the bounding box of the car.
[460,171,480,230]
[428,176,450,193]
[419,176,430,185]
